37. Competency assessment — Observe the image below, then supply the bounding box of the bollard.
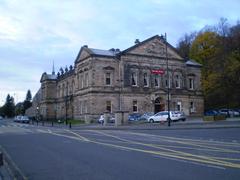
[52,121,53,127]
[37,121,38,126]
[0,152,3,166]
[69,122,72,129]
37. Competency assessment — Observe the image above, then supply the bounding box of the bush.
[214,115,226,121]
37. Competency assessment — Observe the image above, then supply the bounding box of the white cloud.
[0,0,239,105]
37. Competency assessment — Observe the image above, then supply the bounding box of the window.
[165,75,171,88]
[190,101,195,113]
[62,84,65,97]
[105,73,111,85]
[85,73,89,87]
[189,78,194,90]
[81,75,84,88]
[143,73,148,87]
[106,101,111,112]
[175,75,181,88]
[84,100,88,113]
[58,85,61,97]
[133,100,138,112]
[131,72,137,86]
[154,75,159,87]
[177,102,181,111]
[77,74,80,89]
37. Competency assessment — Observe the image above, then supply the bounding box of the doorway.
[154,97,165,113]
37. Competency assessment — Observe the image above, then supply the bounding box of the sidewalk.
[69,117,240,130]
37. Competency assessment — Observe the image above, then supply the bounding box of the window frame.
[132,100,138,112]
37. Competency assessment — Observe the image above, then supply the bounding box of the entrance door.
[154,97,165,113]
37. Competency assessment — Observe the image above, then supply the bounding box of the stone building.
[33,35,203,122]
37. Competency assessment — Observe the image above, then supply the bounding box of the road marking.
[0,145,28,180]
[88,130,240,169]
[65,130,90,142]
[43,129,240,169]
[151,154,226,170]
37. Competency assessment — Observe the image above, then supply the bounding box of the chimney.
[135,39,140,44]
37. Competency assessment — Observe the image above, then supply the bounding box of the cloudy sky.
[0,0,239,105]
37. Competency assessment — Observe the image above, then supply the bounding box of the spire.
[52,60,55,75]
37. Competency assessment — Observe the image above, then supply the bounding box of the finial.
[52,60,55,75]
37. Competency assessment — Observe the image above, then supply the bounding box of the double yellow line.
[44,129,240,169]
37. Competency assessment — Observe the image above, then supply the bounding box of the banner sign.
[151,69,165,75]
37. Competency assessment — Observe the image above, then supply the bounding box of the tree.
[176,32,196,59]
[177,18,240,110]
[2,94,15,117]
[23,90,32,114]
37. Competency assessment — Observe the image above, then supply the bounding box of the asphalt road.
[0,119,240,180]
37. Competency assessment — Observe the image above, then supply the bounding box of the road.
[0,119,240,180]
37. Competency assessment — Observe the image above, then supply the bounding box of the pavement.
[66,116,240,130]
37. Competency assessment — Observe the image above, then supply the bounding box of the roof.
[88,48,119,57]
[40,73,57,82]
[120,35,180,57]
[186,59,202,67]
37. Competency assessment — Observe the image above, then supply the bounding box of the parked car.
[14,115,23,122]
[204,110,219,116]
[128,113,142,121]
[148,111,182,123]
[218,109,237,117]
[98,114,115,124]
[139,112,154,121]
[20,116,30,123]
[0,116,3,120]
[175,111,186,121]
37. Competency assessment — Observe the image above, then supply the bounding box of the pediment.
[75,47,91,63]
[123,35,183,60]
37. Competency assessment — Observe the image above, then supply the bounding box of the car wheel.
[149,119,154,123]
[182,118,186,121]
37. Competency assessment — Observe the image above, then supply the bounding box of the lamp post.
[65,95,68,125]
[165,33,171,127]
[36,106,39,121]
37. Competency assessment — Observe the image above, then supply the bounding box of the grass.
[67,119,85,125]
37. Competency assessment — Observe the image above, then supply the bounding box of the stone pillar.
[103,111,110,126]
[84,114,91,124]
[114,111,129,126]
[123,111,129,124]
[115,111,123,126]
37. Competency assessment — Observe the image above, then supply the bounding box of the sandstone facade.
[34,35,204,122]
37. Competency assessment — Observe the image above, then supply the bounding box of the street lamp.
[64,95,68,125]
[164,33,171,127]
[36,106,39,121]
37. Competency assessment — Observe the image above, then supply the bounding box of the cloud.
[0,0,239,105]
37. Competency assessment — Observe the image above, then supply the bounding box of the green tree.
[3,94,15,117]
[23,90,32,114]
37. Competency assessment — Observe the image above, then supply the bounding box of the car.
[98,114,115,124]
[175,111,186,121]
[139,112,154,121]
[204,110,219,116]
[128,113,142,121]
[0,116,3,120]
[218,109,237,117]
[20,116,30,123]
[148,111,182,123]
[14,115,23,122]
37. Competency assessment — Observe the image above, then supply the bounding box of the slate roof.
[186,59,202,67]
[88,48,119,57]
